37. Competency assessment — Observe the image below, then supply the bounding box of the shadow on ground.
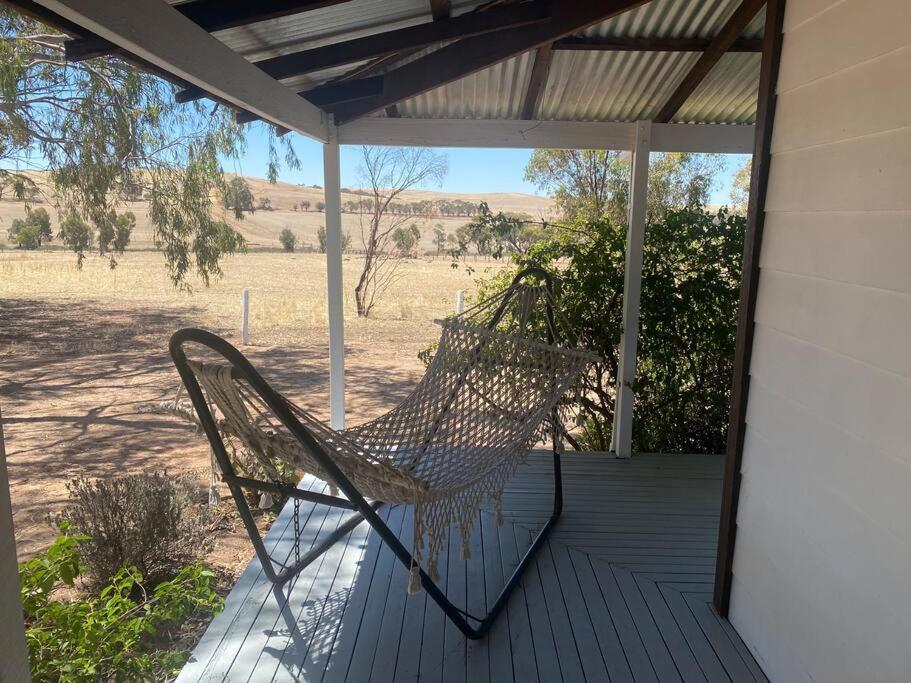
[0,297,423,558]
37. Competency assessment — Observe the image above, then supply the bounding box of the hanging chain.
[293,497,301,563]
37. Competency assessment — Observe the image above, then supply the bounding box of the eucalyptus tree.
[0,9,297,286]
[354,146,447,316]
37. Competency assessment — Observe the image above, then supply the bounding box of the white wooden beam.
[34,0,329,142]
[612,120,651,458]
[323,128,346,429]
[338,118,754,153]
[0,409,30,683]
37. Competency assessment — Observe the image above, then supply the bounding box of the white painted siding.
[729,1,911,681]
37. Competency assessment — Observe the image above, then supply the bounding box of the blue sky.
[227,124,748,205]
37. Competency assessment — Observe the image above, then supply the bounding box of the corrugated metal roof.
[205,0,765,126]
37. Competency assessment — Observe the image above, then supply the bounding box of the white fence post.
[455,289,464,315]
[241,288,249,345]
[612,120,651,458]
[323,123,346,430]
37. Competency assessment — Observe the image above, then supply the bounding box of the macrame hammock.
[175,273,597,596]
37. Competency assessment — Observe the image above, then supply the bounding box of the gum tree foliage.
[466,151,740,453]
[8,206,50,248]
[0,9,297,287]
[222,177,256,218]
[354,146,447,316]
[479,208,744,453]
[279,227,297,252]
[316,225,351,254]
[524,149,725,224]
[391,222,421,257]
[456,202,543,258]
[729,157,752,214]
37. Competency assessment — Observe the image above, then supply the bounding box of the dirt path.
[0,296,426,579]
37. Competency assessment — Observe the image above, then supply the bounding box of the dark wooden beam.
[429,0,451,22]
[175,1,550,103]
[714,0,786,617]
[325,0,652,124]
[653,0,766,123]
[521,43,553,120]
[234,76,384,123]
[554,35,763,53]
[65,0,353,62]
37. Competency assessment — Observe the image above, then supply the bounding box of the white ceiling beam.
[33,0,329,142]
[338,118,755,153]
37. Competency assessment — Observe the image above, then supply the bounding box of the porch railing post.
[323,121,346,430]
[612,120,651,458]
[0,407,30,682]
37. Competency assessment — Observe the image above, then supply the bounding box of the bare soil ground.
[0,249,506,584]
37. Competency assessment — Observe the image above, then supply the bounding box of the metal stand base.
[230,449,562,640]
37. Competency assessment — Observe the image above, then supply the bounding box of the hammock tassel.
[494,494,504,527]
[459,524,471,562]
[208,449,220,506]
[408,563,422,594]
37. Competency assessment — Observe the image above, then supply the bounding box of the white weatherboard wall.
[729,1,911,681]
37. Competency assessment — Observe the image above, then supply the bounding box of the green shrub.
[472,207,744,454]
[9,217,41,249]
[20,528,222,682]
[8,208,52,249]
[60,473,210,587]
[279,227,297,252]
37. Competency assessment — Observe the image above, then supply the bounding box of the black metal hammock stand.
[169,267,597,639]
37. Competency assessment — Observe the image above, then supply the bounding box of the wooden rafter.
[521,43,553,120]
[323,0,652,124]
[176,1,551,103]
[653,0,766,123]
[554,35,763,52]
[65,0,353,61]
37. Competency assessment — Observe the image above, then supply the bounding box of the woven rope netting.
[188,281,597,592]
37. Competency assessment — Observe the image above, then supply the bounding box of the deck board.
[178,453,766,682]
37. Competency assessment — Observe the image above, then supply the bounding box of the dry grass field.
[0,175,539,581]
[0,243,508,581]
[1,174,554,252]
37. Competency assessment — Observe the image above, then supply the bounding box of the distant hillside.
[0,172,555,252]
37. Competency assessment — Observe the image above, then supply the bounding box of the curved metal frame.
[168,267,562,639]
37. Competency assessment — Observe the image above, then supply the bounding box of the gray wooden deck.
[178,453,766,682]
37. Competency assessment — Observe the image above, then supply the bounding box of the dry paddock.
[0,248,505,578]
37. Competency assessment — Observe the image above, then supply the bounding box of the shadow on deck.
[178,453,766,682]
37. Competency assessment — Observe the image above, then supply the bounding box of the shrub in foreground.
[20,528,222,682]
[60,473,210,587]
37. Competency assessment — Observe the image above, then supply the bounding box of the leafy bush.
[279,227,297,252]
[20,528,222,682]
[9,217,41,248]
[59,214,93,268]
[60,473,210,587]
[473,207,744,454]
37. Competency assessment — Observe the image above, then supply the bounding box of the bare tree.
[354,146,447,316]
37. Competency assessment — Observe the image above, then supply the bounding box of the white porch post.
[0,410,30,682]
[323,125,345,430]
[612,120,651,458]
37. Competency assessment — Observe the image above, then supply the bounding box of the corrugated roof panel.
[585,0,745,39]
[538,50,698,121]
[673,52,761,124]
[397,52,534,120]
[191,0,766,126]
[211,0,481,61]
